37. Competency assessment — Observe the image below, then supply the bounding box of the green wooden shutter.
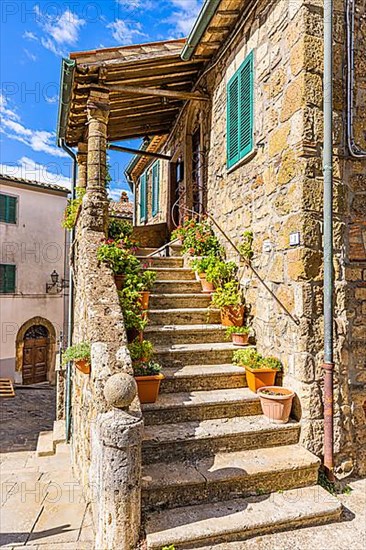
[227,51,254,168]
[140,173,147,222]
[0,194,17,224]
[239,52,254,158]
[0,265,16,293]
[152,161,160,217]
[227,75,240,168]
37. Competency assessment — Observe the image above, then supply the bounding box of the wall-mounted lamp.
[46,270,68,293]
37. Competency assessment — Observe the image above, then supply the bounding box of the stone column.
[77,142,88,189]
[86,87,110,195]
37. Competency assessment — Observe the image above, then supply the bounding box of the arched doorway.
[15,317,56,385]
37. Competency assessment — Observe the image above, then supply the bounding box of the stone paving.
[0,384,94,549]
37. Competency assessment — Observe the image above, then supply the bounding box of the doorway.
[22,325,49,384]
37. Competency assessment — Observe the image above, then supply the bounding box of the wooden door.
[22,326,49,384]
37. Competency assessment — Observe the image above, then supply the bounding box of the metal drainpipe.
[323,0,335,479]
[60,139,77,443]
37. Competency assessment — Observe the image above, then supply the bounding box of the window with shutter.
[0,264,16,293]
[227,51,254,169]
[0,193,17,224]
[140,172,147,222]
[151,161,160,217]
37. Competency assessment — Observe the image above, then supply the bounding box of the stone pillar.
[90,373,142,550]
[86,87,110,195]
[77,142,88,189]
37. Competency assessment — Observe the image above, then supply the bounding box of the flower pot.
[74,359,90,374]
[220,305,244,327]
[198,273,214,294]
[245,365,277,393]
[135,373,164,404]
[114,274,125,290]
[258,386,295,424]
[232,333,249,346]
[139,291,150,310]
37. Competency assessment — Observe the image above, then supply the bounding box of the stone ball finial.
[104,373,137,409]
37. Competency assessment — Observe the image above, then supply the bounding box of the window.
[227,51,254,169]
[140,172,147,222]
[151,161,160,217]
[0,193,17,224]
[0,264,16,294]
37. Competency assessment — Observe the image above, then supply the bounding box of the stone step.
[145,485,341,549]
[169,242,183,256]
[144,267,196,281]
[155,341,247,367]
[142,444,321,511]
[135,247,161,257]
[148,308,221,326]
[141,387,261,425]
[142,415,300,464]
[137,256,184,268]
[153,280,202,294]
[52,420,66,446]
[150,293,212,310]
[36,430,55,457]
[145,324,227,346]
[159,363,247,393]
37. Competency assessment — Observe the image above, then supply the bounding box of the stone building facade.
[129,0,366,475]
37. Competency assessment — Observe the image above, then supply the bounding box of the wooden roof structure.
[60,39,207,146]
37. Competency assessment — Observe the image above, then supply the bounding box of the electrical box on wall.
[289,232,301,246]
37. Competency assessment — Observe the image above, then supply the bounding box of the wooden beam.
[108,144,171,160]
[207,26,231,33]
[216,10,239,16]
[200,41,222,48]
[108,84,209,102]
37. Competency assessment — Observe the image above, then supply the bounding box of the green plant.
[211,282,243,309]
[172,218,223,257]
[318,470,353,496]
[190,254,218,275]
[97,240,140,275]
[238,230,254,261]
[62,187,86,230]
[108,218,133,240]
[140,270,157,291]
[118,285,147,331]
[133,360,162,377]
[225,325,250,338]
[62,342,91,366]
[128,339,154,363]
[233,349,283,371]
[206,260,238,285]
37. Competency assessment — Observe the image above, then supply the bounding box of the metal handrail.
[180,206,300,326]
[145,237,180,258]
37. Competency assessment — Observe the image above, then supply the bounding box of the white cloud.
[1,118,67,158]
[0,94,20,122]
[167,0,203,36]
[24,49,37,62]
[28,6,85,57]
[45,94,58,104]
[0,157,72,190]
[107,19,146,45]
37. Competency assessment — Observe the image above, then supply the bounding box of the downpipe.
[59,139,77,443]
[323,0,335,480]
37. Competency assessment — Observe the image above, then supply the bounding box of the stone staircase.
[136,250,342,549]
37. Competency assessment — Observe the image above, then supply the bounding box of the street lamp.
[46,270,68,293]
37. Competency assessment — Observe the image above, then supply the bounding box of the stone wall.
[161,0,365,475]
[71,190,142,547]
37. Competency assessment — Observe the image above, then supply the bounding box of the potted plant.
[97,239,140,289]
[233,349,282,393]
[257,386,295,424]
[226,325,250,346]
[190,255,217,293]
[211,282,244,326]
[128,338,154,363]
[172,218,223,257]
[119,285,148,342]
[62,342,91,374]
[139,269,157,309]
[133,360,164,404]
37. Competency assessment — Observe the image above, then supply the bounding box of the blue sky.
[0,0,203,199]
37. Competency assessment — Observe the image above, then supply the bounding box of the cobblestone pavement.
[0,384,94,549]
[0,385,56,452]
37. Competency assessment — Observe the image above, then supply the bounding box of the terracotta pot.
[198,273,215,294]
[245,365,277,393]
[232,333,249,346]
[135,373,164,404]
[114,274,125,290]
[220,305,244,327]
[74,359,90,375]
[258,386,295,424]
[139,291,150,310]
